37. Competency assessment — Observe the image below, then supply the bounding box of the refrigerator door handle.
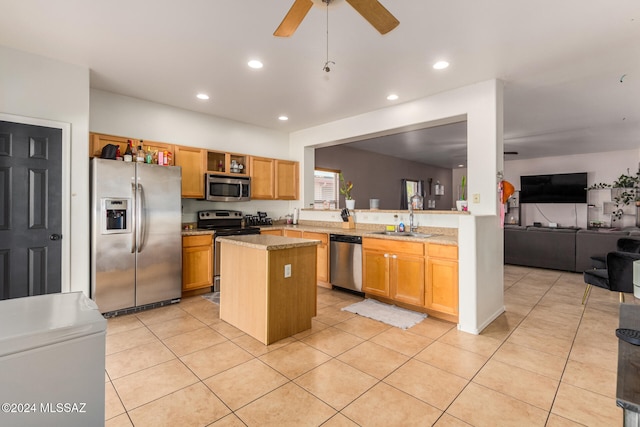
[131,182,137,253]
[137,183,146,253]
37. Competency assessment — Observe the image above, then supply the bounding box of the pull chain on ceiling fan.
[322,0,335,72]
[274,0,399,37]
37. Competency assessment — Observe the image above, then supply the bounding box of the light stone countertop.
[216,234,321,251]
[182,223,458,246]
[260,224,458,246]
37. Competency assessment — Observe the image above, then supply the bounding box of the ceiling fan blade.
[346,0,399,34]
[274,0,314,37]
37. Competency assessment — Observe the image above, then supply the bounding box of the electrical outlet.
[472,193,480,203]
[284,264,291,278]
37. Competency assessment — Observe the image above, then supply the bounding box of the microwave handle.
[238,182,243,200]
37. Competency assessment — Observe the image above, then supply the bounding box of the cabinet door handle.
[391,254,397,259]
[384,253,389,258]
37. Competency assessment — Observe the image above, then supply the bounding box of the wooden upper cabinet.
[90,133,130,158]
[89,133,175,165]
[250,157,299,200]
[141,140,175,165]
[89,133,296,199]
[174,145,206,198]
[207,151,250,176]
[275,160,299,200]
[250,156,276,199]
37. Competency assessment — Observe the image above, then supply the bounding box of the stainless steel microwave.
[205,174,251,202]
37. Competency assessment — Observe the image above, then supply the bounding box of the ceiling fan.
[274,0,399,37]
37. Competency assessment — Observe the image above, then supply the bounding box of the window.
[314,169,339,209]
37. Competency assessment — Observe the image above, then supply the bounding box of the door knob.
[49,234,62,241]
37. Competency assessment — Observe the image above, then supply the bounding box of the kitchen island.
[218,234,320,345]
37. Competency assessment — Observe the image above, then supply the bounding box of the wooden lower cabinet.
[283,229,303,238]
[260,229,283,236]
[362,249,390,297]
[363,238,458,322]
[302,231,329,286]
[362,238,425,305]
[272,229,329,286]
[425,243,459,318]
[182,235,213,292]
[392,254,425,306]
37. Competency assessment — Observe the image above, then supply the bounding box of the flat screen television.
[519,172,587,204]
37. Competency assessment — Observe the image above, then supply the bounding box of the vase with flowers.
[456,175,468,211]
[339,172,355,209]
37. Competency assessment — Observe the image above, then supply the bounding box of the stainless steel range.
[197,210,261,291]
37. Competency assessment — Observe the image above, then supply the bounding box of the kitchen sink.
[371,231,435,238]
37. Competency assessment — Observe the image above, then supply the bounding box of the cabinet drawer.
[183,234,212,247]
[427,243,458,260]
[363,238,424,256]
[302,231,328,244]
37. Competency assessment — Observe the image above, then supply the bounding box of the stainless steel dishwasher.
[330,234,363,293]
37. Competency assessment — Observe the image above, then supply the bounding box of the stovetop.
[197,210,260,235]
[209,226,261,236]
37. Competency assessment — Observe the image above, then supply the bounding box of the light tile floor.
[105,266,630,426]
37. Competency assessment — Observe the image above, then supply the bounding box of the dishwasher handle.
[330,234,362,244]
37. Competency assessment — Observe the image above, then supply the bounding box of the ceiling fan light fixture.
[387,94,399,101]
[196,93,209,100]
[433,60,450,70]
[248,60,263,69]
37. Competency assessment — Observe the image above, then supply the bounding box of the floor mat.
[341,298,426,330]
[201,292,220,305]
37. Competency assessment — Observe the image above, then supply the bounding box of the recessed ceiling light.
[196,93,209,100]
[387,94,399,101]
[433,61,450,70]
[278,116,289,121]
[248,60,263,69]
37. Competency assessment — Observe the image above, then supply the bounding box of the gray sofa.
[575,229,631,272]
[504,226,578,271]
[504,225,640,273]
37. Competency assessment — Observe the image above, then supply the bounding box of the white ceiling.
[1,0,639,168]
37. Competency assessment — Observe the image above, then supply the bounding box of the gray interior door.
[0,121,63,299]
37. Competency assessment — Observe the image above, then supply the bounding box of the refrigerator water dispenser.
[103,198,130,234]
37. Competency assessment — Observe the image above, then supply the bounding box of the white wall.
[0,45,90,295]
[504,149,640,228]
[291,79,505,334]
[90,89,295,222]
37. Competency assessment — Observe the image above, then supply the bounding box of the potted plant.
[588,168,640,222]
[456,175,468,211]
[339,172,355,209]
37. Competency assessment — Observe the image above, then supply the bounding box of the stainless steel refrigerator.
[90,158,182,314]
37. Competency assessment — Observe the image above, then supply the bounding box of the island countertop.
[216,234,321,250]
